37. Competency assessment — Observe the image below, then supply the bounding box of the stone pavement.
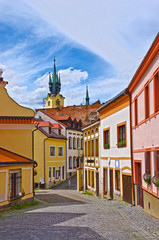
[0,189,159,240]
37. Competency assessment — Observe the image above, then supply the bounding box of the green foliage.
[144,174,151,185]
[104,143,109,149]
[118,140,126,147]
[155,178,159,188]
[83,191,94,196]
[10,201,40,210]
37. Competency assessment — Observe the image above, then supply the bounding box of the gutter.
[129,94,135,206]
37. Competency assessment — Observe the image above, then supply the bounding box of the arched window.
[69,157,72,169]
[69,137,72,149]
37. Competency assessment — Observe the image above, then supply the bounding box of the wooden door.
[138,163,144,208]
[103,168,108,195]
[96,172,99,196]
[123,175,132,204]
[85,170,87,190]
[109,169,113,199]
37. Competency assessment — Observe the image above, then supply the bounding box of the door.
[96,172,99,196]
[109,169,113,199]
[138,163,144,208]
[103,168,108,195]
[123,175,132,204]
[85,170,87,190]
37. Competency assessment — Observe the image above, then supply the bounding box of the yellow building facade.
[0,148,36,209]
[45,93,65,109]
[34,123,67,188]
[83,120,100,196]
[0,70,36,208]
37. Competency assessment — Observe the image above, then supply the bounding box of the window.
[50,146,55,156]
[58,147,63,156]
[69,137,72,149]
[77,138,80,149]
[88,141,90,156]
[58,129,61,135]
[49,127,52,134]
[134,98,138,126]
[84,132,87,137]
[59,167,61,180]
[73,138,76,149]
[62,166,65,179]
[73,157,76,168]
[95,138,98,157]
[117,123,126,148]
[81,138,83,150]
[95,127,98,133]
[53,167,56,180]
[145,84,149,119]
[49,167,52,182]
[91,129,94,135]
[145,151,151,175]
[69,157,72,169]
[154,71,159,112]
[103,128,110,149]
[9,170,22,200]
[115,170,120,191]
[88,170,90,186]
[91,139,94,156]
[85,141,87,157]
[48,101,50,106]
[154,150,159,177]
[91,171,94,188]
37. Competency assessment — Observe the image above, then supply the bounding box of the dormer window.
[58,129,61,135]
[48,101,50,106]
[49,127,51,134]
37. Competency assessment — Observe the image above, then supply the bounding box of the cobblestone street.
[0,187,159,240]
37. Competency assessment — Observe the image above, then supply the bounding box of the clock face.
[56,99,60,106]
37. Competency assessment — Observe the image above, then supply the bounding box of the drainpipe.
[44,138,48,187]
[129,94,135,206]
[32,125,39,196]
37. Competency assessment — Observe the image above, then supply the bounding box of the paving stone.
[0,189,159,240]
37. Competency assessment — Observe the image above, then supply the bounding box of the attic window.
[58,129,61,135]
[49,127,51,134]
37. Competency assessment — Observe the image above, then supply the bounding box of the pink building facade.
[129,33,159,219]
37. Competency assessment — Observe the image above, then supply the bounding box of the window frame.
[50,146,56,157]
[103,127,110,149]
[117,122,127,148]
[144,83,149,119]
[69,156,72,169]
[73,137,76,149]
[58,147,63,156]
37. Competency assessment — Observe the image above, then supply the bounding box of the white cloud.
[25,0,159,72]
[59,67,88,86]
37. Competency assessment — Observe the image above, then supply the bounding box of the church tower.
[46,58,65,109]
[85,85,90,105]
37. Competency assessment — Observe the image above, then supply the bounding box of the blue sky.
[0,0,159,109]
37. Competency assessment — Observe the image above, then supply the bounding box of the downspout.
[44,137,48,186]
[32,125,39,196]
[129,94,135,206]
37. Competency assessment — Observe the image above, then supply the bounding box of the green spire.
[86,85,90,105]
[48,57,61,95]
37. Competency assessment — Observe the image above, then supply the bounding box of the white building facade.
[98,90,132,203]
[35,110,83,179]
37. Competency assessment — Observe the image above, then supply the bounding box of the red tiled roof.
[38,121,52,128]
[52,123,63,129]
[0,147,36,165]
